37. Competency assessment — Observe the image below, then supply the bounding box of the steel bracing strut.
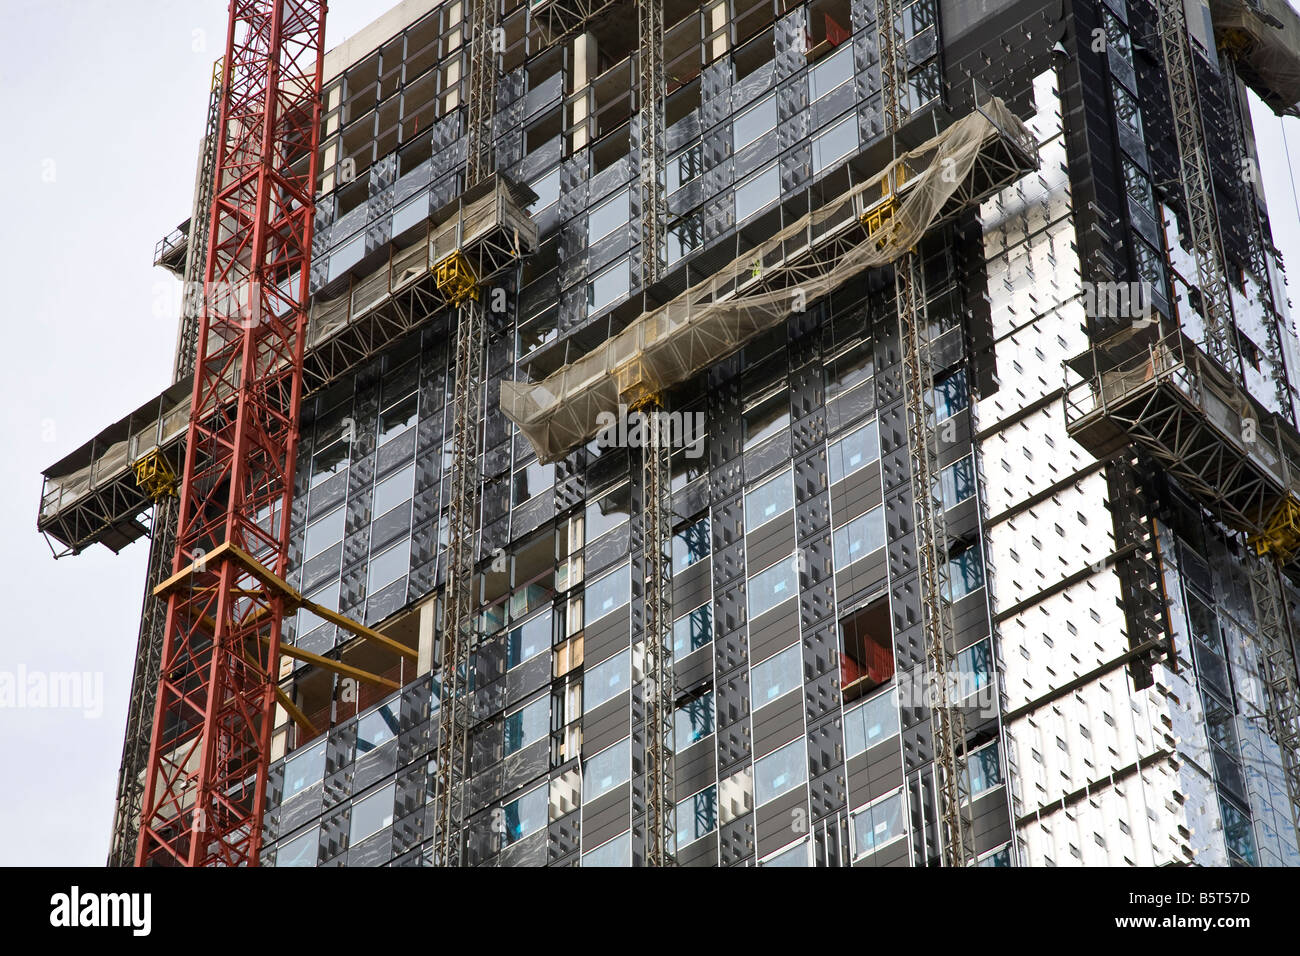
[136,0,325,867]
[878,0,973,867]
[432,0,497,867]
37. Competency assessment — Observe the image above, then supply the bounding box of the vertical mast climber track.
[136,0,326,867]
[432,0,498,867]
[636,0,675,867]
[877,0,972,867]
[110,58,227,869]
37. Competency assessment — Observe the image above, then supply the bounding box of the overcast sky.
[0,1,1298,867]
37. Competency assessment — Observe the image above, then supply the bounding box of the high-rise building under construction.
[36,0,1300,867]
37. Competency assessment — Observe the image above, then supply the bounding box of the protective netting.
[502,97,1030,462]
[1211,0,1300,116]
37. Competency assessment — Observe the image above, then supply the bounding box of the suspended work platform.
[1065,330,1300,570]
[502,95,1038,462]
[37,173,536,558]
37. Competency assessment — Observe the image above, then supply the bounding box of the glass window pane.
[356,701,399,754]
[744,390,789,449]
[754,739,807,805]
[751,644,802,706]
[529,166,561,212]
[748,556,798,619]
[672,692,715,752]
[503,784,548,845]
[844,686,899,757]
[825,339,873,400]
[504,696,550,755]
[310,436,350,488]
[956,639,993,701]
[735,164,780,222]
[744,468,793,530]
[366,537,409,594]
[672,604,712,659]
[584,648,630,713]
[672,515,711,572]
[283,741,327,803]
[585,564,630,624]
[373,462,415,519]
[968,742,1003,796]
[378,392,418,445]
[587,257,630,316]
[512,458,555,505]
[586,483,631,543]
[810,44,853,101]
[832,505,885,571]
[277,826,319,867]
[733,93,776,151]
[582,830,631,867]
[944,543,985,600]
[667,214,703,265]
[939,455,975,509]
[932,369,969,422]
[668,143,704,193]
[851,791,904,857]
[348,782,395,845]
[304,505,345,559]
[507,610,551,669]
[812,115,858,174]
[583,738,631,803]
[588,188,629,244]
[762,840,811,866]
[675,786,718,847]
[827,420,879,485]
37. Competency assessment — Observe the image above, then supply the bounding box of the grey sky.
[0,1,1298,867]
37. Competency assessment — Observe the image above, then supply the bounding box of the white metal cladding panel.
[976,70,1211,865]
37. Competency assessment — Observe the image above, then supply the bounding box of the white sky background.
[0,0,1297,867]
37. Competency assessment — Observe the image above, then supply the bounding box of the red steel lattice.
[136,0,326,867]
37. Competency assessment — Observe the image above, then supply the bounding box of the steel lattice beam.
[136,0,325,867]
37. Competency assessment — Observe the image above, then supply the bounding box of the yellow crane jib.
[435,249,480,306]
[1250,497,1300,563]
[132,450,178,502]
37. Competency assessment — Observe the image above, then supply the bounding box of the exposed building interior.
[35,0,1300,867]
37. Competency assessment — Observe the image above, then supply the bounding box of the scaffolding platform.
[305,172,535,388]
[152,220,190,277]
[38,173,536,557]
[38,381,191,556]
[1065,331,1300,562]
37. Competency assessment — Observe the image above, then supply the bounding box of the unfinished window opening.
[591,124,631,173]
[593,62,634,140]
[397,131,433,177]
[343,51,381,124]
[734,0,776,49]
[526,106,564,154]
[839,596,894,704]
[379,37,404,101]
[807,0,852,59]
[666,76,701,127]
[404,12,440,83]
[400,69,439,141]
[665,10,702,94]
[733,28,775,82]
